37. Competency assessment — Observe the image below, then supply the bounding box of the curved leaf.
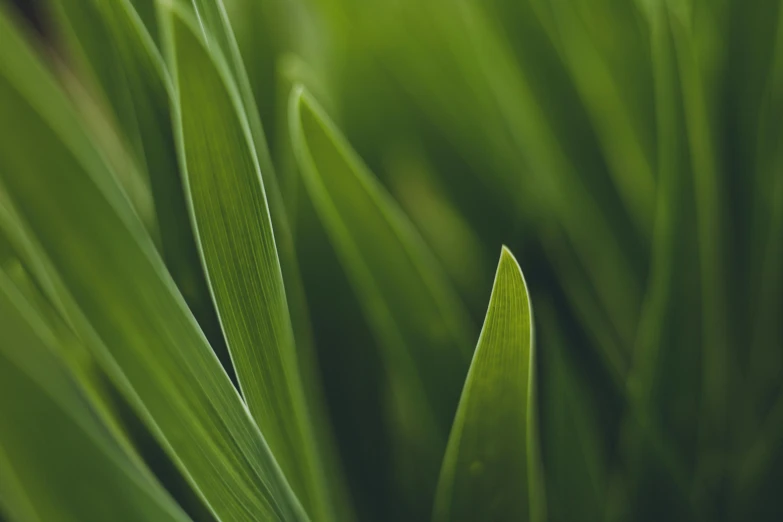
[164,6,332,520]
[432,247,543,522]
[51,0,230,367]
[290,85,475,427]
[175,4,352,517]
[528,0,656,237]
[0,9,306,522]
[289,85,476,516]
[670,3,730,441]
[0,271,190,522]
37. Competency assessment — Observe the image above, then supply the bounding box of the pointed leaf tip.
[433,246,542,522]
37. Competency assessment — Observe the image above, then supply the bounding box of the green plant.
[0,0,782,521]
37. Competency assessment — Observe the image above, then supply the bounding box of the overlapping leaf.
[0,270,190,522]
[539,306,606,522]
[609,6,709,519]
[173,5,350,516]
[289,85,476,518]
[526,0,657,237]
[163,6,334,520]
[0,9,306,522]
[51,0,228,360]
[290,86,475,425]
[368,0,643,358]
[669,2,730,444]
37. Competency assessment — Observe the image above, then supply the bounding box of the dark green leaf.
[290,85,476,517]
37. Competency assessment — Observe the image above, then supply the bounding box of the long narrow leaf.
[527,0,656,237]
[0,271,190,522]
[290,85,475,426]
[174,4,352,516]
[670,4,729,444]
[51,0,228,360]
[0,9,306,522]
[539,303,606,522]
[290,85,476,518]
[163,6,333,520]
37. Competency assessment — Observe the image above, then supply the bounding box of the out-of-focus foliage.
[1,0,783,520]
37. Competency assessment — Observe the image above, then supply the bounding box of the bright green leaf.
[0,270,190,522]
[164,6,333,521]
[0,9,306,522]
[174,5,352,516]
[432,247,543,522]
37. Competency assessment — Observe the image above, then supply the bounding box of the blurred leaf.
[746,0,783,424]
[465,1,643,351]
[163,6,334,521]
[609,6,708,520]
[51,0,229,364]
[0,246,114,433]
[275,53,336,237]
[668,4,732,485]
[128,0,160,45]
[291,183,392,522]
[0,8,307,522]
[0,270,190,522]
[735,9,783,512]
[290,85,475,423]
[290,85,475,519]
[52,0,170,270]
[0,186,69,325]
[539,304,606,522]
[1,190,206,521]
[383,142,490,307]
[528,0,656,237]
[432,247,543,522]
[376,0,642,356]
[541,231,627,384]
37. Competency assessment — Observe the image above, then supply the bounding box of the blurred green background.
[2,0,783,521]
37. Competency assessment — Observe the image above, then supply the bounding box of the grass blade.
[538,302,606,522]
[0,8,307,521]
[432,247,543,522]
[383,142,490,307]
[527,0,656,237]
[290,85,476,422]
[290,85,476,518]
[374,0,643,353]
[669,4,729,444]
[608,7,708,519]
[51,0,229,362]
[175,5,352,516]
[163,5,333,520]
[0,271,190,522]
